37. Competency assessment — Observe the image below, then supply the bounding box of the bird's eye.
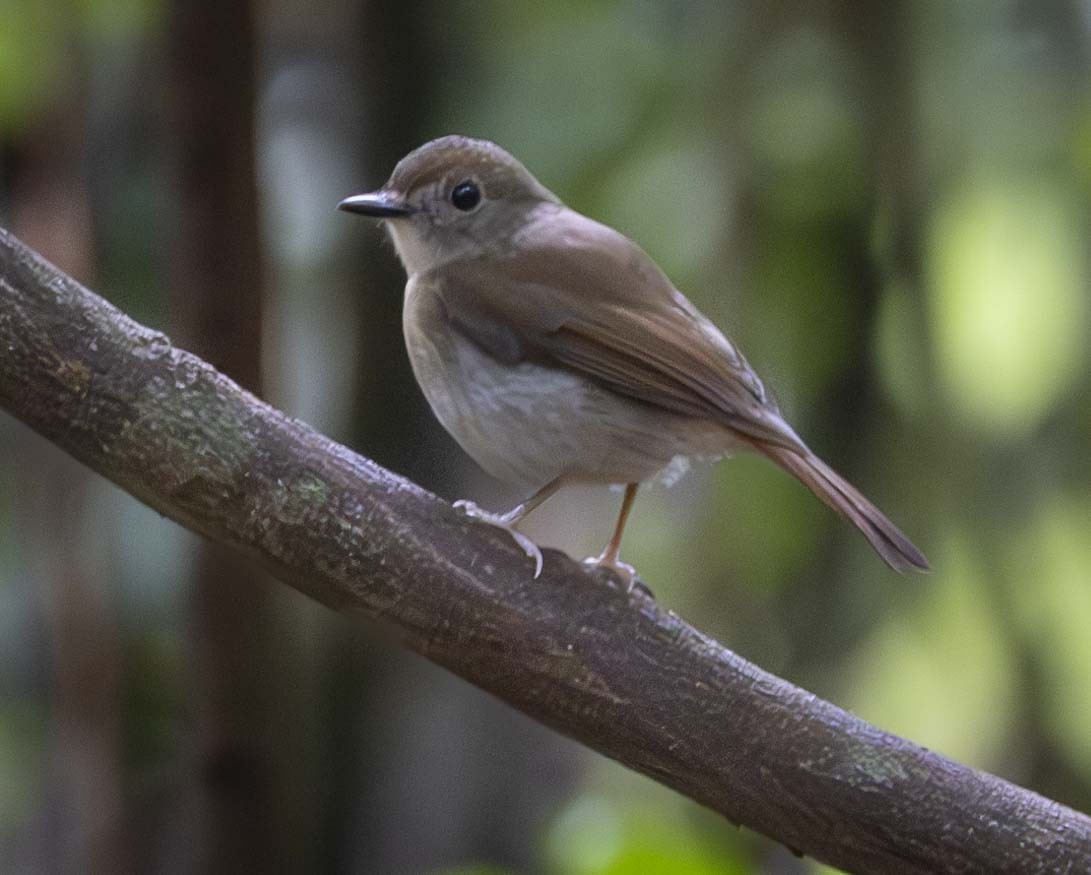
[450,181,481,211]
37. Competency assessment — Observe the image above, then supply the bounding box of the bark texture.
[1,226,1089,874]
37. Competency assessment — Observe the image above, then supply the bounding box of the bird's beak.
[337,190,415,218]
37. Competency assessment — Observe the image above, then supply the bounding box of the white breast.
[402,281,732,492]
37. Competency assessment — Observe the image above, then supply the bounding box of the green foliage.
[0,1,61,132]
[926,176,1088,435]
[544,792,750,875]
[0,0,161,133]
[845,533,1017,768]
[1008,496,1091,786]
[596,130,728,281]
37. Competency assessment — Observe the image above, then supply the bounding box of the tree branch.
[1,226,1088,873]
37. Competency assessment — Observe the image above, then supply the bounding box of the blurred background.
[1,1,1089,873]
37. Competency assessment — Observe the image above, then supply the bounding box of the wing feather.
[431,207,802,450]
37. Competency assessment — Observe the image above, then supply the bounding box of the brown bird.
[339,135,928,581]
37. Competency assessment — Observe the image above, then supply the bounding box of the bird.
[338,135,928,583]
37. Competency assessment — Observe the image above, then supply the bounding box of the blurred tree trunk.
[348,0,461,488]
[323,2,471,870]
[7,39,129,875]
[165,1,313,871]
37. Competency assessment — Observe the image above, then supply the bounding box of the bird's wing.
[430,208,803,450]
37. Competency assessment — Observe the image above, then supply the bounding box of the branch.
[1,226,1088,874]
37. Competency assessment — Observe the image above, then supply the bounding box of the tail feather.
[757,444,930,573]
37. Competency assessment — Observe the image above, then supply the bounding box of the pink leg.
[584,483,639,585]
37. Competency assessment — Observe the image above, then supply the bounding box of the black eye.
[450,181,481,211]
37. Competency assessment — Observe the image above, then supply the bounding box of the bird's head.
[338,135,560,275]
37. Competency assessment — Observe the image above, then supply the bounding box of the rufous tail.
[757,444,929,573]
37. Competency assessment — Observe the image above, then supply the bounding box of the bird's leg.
[583,483,639,588]
[454,477,563,578]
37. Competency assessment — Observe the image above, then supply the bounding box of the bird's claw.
[508,530,544,579]
[454,499,544,578]
[581,555,640,593]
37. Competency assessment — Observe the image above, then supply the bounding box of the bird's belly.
[405,314,731,491]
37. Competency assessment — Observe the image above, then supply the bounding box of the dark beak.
[337,191,414,218]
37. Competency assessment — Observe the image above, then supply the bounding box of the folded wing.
[431,208,803,451]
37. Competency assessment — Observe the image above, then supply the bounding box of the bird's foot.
[581,553,644,594]
[454,499,544,578]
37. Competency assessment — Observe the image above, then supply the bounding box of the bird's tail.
[756,444,929,573]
